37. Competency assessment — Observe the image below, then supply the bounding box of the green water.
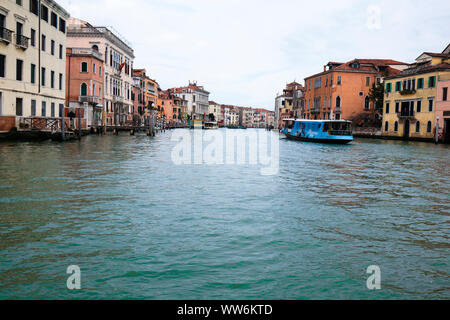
[0,130,449,299]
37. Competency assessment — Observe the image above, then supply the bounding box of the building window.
[59,18,66,33]
[59,45,63,59]
[80,83,87,96]
[51,103,55,117]
[394,121,398,132]
[364,96,370,110]
[41,101,46,117]
[336,96,341,108]
[16,0,23,5]
[395,81,401,92]
[51,40,55,55]
[428,99,433,112]
[417,78,424,89]
[427,121,432,133]
[415,121,420,133]
[51,12,58,28]
[50,71,55,88]
[417,100,421,113]
[366,77,370,86]
[443,87,448,101]
[31,64,35,84]
[428,76,436,88]
[385,102,390,114]
[41,67,46,86]
[30,0,39,15]
[99,66,102,76]
[385,121,389,132]
[0,54,5,78]
[81,62,88,73]
[93,63,96,74]
[31,100,36,116]
[41,34,46,51]
[59,73,63,90]
[59,104,63,117]
[30,29,36,47]
[385,83,391,93]
[41,4,49,22]
[16,98,23,116]
[16,59,23,81]
[337,76,342,85]
[395,102,399,113]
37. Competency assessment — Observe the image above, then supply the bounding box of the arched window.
[385,121,389,132]
[416,121,420,133]
[394,121,398,132]
[427,121,432,133]
[81,62,88,73]
[92,45,99,51]
[336,96,341,108]
[364,96,370,110]
[80,83,87,96]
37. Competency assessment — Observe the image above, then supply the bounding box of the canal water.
[0,130,449,299]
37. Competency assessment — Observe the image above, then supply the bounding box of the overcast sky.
[58,0,449,110]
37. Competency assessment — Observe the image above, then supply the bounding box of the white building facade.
[0,0,69,132]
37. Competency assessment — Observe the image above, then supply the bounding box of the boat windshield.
[283,120,295,129]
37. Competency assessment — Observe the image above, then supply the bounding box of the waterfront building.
[222,105,239,126]
[275,82,301,128]
[0,0,69,132]
[131,73,146,126]
[304,59,407,122]
[267,110,275,128]
[67,18,134,127]
[160,89,186,126]
[239,106,254,128]
[208,101,221,123]
[133,68,159,125]
[173,82,209,121]
[65,47,103,129]
[382,46,450,142]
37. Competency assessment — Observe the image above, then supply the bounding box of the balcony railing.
[398,110,415,118]
[71,48,103,60]
[400,90,416,96]
[0,27,13,43]
[14,34,29,50]
[311,107,321,114]
[79,96,100,104]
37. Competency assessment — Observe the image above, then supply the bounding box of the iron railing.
[14,34,29,49]
[0,27,13,43]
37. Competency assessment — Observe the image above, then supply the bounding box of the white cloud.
[58,0,450,110]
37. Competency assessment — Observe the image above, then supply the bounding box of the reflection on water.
[0,131,449,299]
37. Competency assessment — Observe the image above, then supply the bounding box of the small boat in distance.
[226,126,247,129]
[203,121,219,130]
[281,119,353,144]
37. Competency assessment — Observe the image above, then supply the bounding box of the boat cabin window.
[284,120,294,129]
[329,122,351,131]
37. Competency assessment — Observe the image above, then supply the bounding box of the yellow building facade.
[382,50,450,141]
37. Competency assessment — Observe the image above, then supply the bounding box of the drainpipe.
[38,0,41,94]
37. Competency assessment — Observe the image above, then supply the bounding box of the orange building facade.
[66,47,104,129]
[304,59,407,121]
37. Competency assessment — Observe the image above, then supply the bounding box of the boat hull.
[286,133,352,144]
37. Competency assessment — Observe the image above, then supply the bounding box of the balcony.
[79,96,100,104]
[0,27,13,44]
[310,107,321,114]
[14,34,29,50]
[398,110,414,118]
[400,90,416,96]
[71,48,103,60]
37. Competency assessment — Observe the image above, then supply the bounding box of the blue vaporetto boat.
[281,119,353,144]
